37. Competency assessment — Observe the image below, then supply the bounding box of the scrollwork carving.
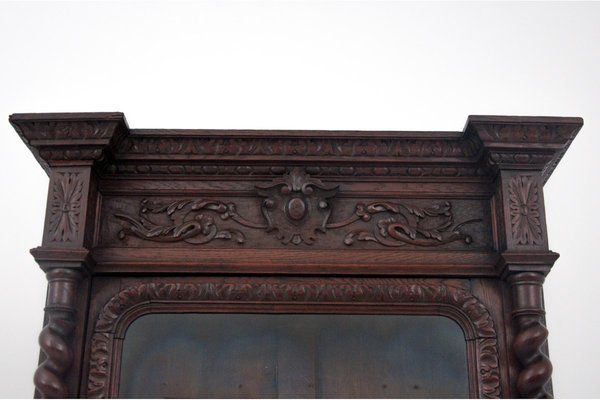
[115,170,480,248]
[338,201,480,247]
[115,199,251,245]
[87,278,501,398]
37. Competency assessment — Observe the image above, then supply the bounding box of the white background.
[0,1,599,398]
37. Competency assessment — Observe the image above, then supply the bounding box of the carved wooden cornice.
[465,116,582,182]
[9,112,128,173]
[9,113,582,181]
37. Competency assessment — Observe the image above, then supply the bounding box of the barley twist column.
[508,272,553,398]
[34,268,83,398]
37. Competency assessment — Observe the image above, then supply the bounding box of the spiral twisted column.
[508,272,553,398]
[34,268,82,398]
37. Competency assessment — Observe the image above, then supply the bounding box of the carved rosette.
[87,279,500,398]
[48,172,84,243]
[508,175,543,246]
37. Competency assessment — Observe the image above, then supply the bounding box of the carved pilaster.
[507,272,552,398]
[495,168,557,398]
[9,113,129,397]
[34,267,83,398]
[30,169,94,398]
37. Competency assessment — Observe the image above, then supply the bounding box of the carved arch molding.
[87,278,501,399]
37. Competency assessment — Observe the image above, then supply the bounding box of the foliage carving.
[48,172,84,242]
[115,170,480,248]
[508,175,543,245]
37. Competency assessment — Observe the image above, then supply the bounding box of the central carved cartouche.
[256,168,338,245]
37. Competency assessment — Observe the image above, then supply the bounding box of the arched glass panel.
[119,313,468,398]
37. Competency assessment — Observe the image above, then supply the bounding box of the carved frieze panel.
[102,170,492,250]
[86,278,501,399]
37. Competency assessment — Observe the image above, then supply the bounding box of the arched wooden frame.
[86,278,501,399]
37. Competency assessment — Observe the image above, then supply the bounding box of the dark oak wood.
[9,112,582,398]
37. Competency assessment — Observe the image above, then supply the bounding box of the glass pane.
[119,314,468,398]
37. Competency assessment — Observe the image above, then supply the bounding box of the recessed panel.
[119,314,468,398]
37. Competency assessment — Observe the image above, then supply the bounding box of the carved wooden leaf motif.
[118,135,481,158]
[17,120,119,140]
[109,163,489,178]
[48,172,83,242]
[340,201,480,247]
[508,175,543,245]
[114,199,248,245]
